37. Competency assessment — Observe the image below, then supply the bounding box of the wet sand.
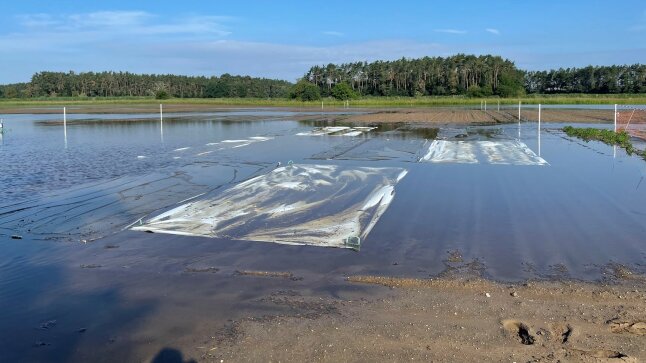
[208,273,646,362]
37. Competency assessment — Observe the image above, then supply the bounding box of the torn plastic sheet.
[297,126,376,137]
[132,164,408,249]
[420,140,547,165]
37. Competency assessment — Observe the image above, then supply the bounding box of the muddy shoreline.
[207,273,646,362]
[4,230,645,363]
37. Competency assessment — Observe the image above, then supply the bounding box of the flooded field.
[1,109,645,362]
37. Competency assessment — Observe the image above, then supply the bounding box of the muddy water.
[1,111,645,362]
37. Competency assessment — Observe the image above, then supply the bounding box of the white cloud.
[15,11,232,36]
[67,11,152,28]
[434,29,467,34]
[323,31,344,37]
[15,13,59,28]
[486,28,500,35]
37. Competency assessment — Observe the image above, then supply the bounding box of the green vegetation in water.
[562,126,646,160]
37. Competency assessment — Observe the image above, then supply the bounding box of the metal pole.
[614,104,617,132]
[497,100,500,111]
[518,101,521,121]
[484,100,487,111]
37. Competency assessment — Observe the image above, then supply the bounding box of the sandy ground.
[203,273,646,363]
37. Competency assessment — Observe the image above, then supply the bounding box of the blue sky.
[1,1,645,83]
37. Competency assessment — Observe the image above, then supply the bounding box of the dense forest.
[305,55,525,97]
[0,72,292,99]
[0,56,644,99]
[304,56,646,97]
[524,64,646,94]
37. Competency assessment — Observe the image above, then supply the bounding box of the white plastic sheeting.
[297,126,376,137]
[420,140,478,164]
[420,140,547,165]
[132,164,408,248]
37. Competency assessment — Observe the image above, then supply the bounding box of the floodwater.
[1,110,645,362]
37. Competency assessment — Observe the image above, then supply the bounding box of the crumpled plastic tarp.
[132,164,408,248]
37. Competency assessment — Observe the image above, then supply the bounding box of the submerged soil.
[206,273,646,363]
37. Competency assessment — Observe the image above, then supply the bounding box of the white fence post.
[538,104,541,156]
[63,107,67,148]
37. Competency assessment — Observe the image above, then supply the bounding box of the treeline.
[524,64,646,94]
[1,57,644,100]
[0,71,292,98]
[304,56,646,97]
[304,54,525,97]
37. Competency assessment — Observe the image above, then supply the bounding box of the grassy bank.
[563,126,646,160]
[1,94,645,109]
